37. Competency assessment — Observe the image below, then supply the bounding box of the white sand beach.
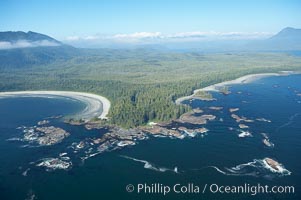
[175,71,295,105]
[0,91,111,120]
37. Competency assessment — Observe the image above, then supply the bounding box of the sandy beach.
[175,71,295,105]
[0,91,111,120]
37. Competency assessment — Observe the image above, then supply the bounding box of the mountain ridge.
[0,31,61,44]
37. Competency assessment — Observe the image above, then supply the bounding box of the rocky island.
[177,111,216,125]
[229,108,240,113]
[231,114,254,123]
[36,158,71,170]
[193,90,216,101]
[263,158,283,172]
[22,126,70,146]
[209,106,223,111]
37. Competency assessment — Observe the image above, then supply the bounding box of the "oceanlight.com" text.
[125,183,295,196]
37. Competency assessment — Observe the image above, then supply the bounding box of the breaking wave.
[276,113,300,132]
[120,155,178,173]
[207,158,291,179]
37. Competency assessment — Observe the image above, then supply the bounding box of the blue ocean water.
[0,74,301,200]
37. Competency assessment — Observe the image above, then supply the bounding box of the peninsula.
[175,71,296,105]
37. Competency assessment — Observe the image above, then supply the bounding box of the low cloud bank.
[0,40,61,50]
[64,31,273,48]
[65,31,272,43]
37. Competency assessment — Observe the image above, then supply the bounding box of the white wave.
[59,152,68,157]
[238,131,252,138]
[276,113,300,132]
[6,137,22,141]
[120,155,178,173]
[22,168,30,176]
[209,159,291,178]
[25,189,37,200]
[81,153,99,162]
[190,166,230,175]
[208,166,228,175]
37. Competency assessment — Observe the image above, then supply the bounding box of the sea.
[0,74,300,200]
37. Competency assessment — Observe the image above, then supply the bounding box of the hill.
[0,31,61,44]
[247,27,301,51]
[0,31,79,68]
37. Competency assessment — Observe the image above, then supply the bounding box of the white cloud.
[109,31,267,40]
[0,40,60,50]
[167,31,214,38]
[63,31,274,47]
[112,32,162,39]
[166,31,272,39]
[65,36,81,41]
[84,35,100,40]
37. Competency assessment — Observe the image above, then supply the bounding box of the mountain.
[0,31,61,45]
[266,27,301,50]
[0,31,79,68]
[246,27,301,51]
[270,27,301,40]
[1,28,300,69]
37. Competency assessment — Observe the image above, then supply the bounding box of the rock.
[22,126,70,146]
[35,126,70,146]
[238,131,252,138]
[196,127,209,134]
[263,138,274,148]
[229,108,239,113]
[264,158,280,171]
[117,140,136,147]
[192,108,204,113]
[36,158,71,170]
[256,118,271,123]
[208,106,223,111]
[37,120,49,125]
[231,114,254,123]
[239,124,249,129]
[177,112,216,125]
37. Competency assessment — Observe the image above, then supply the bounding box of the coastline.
[0,91,111,120]
[175,71,296,105]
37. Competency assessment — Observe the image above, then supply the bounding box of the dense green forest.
[1,49,301,127]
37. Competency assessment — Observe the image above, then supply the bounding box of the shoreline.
[0,91,111,120]
[175,71,296,105]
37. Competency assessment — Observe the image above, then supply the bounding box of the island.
[176,111,216,125]
[23,126,70,146]
[263,158,283,172]
[36,158,71,170]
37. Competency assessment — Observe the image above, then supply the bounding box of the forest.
[1,49,301,127]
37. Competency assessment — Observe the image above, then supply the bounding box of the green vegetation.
[1,49,301,127]
[218,86,231,95]
[194,90,214,100]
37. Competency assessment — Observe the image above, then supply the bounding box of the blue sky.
[1,0,300,42]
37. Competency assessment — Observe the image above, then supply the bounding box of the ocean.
[0,74,300,200]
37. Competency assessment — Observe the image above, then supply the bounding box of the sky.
[1,0,301,46]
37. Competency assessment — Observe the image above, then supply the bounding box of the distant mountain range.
[0,28,300,68]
